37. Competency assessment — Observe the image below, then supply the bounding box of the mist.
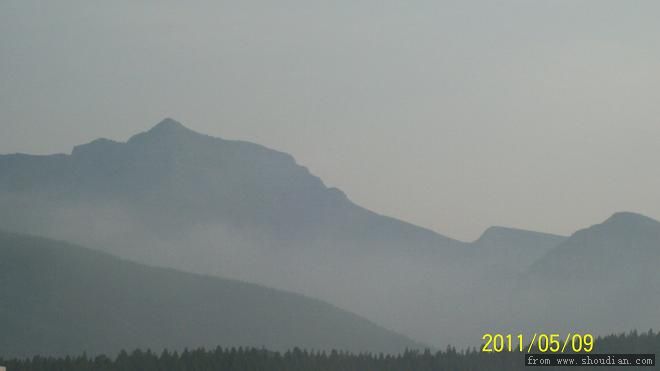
[2,1,660,362]
[2,122,658,350]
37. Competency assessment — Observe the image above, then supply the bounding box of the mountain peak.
[560,212,660,248]
[149,118,189,133]
[602,212,659,228]
[127,118,200,145]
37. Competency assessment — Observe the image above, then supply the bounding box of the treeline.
[1,330,657,371]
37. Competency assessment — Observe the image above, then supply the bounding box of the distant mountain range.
[0,231,418,358]
[0,118,658,351]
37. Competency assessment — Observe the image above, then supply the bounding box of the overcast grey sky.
[2,0,660,240]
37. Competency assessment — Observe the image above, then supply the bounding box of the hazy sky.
[2,0,660,240]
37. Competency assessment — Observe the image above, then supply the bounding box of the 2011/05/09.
[481,333,594,353]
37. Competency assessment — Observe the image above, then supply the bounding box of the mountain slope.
[0,118,461,249]
[0,119,472,346]
[510,212,660,336]
[0,231,419,358]
[0,118,602,348]
[470,226,565,276]
[528,212,660,279]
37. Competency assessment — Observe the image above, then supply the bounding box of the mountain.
[0,118,618,348]
[474,226,565,252]
[470,226,565,276]
[0,118,475,346]
[0,118,464,259]
[528,212,660,279]
[0,231,419,358]
[0,118,459,248]
[510,212,660,336]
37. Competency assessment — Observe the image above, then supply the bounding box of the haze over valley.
[1,120,658,352]
[2,2,660,364]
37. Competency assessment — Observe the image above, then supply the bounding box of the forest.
[2,330,657,371]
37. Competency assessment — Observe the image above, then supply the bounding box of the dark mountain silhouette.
[0,231,419,358]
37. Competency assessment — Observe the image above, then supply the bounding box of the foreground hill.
[0,231,418,358]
